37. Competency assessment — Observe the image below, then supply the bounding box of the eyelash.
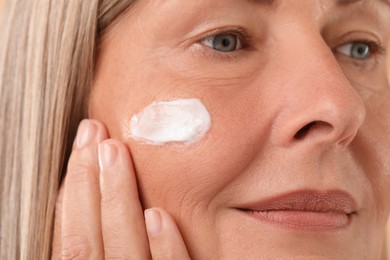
[364,40,386,55]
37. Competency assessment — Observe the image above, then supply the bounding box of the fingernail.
[145,209,162,236]
[76,120,97,148]
[98,142,118,171]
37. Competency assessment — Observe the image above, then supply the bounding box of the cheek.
[89,74,268,215]
[89,71,273,217]
[118,99,267,218]
[125,108,256,212]
[363,91,390,178]
[352,90,390,222]
[132,88,278,210]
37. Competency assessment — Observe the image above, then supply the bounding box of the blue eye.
[336,42,372,60]
[201,33,243,52]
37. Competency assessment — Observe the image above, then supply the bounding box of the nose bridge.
[270,28,366,148]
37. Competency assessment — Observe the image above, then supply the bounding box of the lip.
[236,189,358,231]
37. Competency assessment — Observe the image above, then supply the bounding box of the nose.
[271,33,366,149]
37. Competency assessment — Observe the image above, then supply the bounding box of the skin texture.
[52,121,190,259]
[54,0,390,259]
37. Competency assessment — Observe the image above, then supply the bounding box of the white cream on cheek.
[130,99,211,145]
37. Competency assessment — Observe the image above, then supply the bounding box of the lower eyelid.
[335,51,380,72]
[190,42,243,61]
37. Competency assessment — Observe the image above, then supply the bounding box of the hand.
[52,119,191,259]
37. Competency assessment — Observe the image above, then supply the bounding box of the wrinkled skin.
[61,0,390,259]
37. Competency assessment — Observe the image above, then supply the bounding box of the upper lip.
[237,189,358,215]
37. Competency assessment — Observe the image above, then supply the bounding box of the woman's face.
[89,0,390,258]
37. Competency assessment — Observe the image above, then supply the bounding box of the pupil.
[358,47,366,54]
[213,34,237,52]
[222,38,230,47]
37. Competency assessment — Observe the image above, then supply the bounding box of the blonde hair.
[0,0,136,258]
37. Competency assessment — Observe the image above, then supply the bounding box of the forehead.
[145,0,390,25]
[147,0,390,16]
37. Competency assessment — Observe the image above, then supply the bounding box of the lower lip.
[242,210,352,231]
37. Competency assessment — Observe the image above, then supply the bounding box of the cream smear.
[130,99,211,145]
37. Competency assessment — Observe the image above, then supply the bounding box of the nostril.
[294,121,333,140]
[294,121,317,140]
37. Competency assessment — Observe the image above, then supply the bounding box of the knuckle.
[102,226,123,241]
[66,163,98,185]
[152,252,176,260]
[61,235,96,260]
[104,249,140,260]
[100,190,122,204]
[151,249,191,260]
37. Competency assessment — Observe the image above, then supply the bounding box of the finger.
[60,119,108,259]
[145,208,191,260]
[98,139,151,259]
[52,184,64,258]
